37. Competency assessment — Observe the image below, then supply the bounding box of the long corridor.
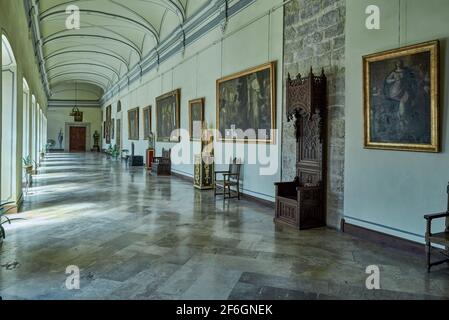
[1,153,449,300]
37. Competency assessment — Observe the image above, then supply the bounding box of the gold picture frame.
[189,98,205,141]
[216,61,276,144]
[156,89,181,143]
[143,106,152,140]
[363,40,440,152]
[128,107,139,141]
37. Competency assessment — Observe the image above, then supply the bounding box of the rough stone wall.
[282,0,345,229]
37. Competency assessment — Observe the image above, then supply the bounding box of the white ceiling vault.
[25,0,226,104]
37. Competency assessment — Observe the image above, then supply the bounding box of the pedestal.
[146,149,155,170]
[194,154,214,190]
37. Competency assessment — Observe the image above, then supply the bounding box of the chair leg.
[426,241,431,272]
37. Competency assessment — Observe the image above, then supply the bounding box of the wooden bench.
[424,183,449,272]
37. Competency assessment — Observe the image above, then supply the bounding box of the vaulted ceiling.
[32,0,209,101]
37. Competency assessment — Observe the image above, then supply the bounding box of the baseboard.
[341,218,425,256]
[171,171,275,209]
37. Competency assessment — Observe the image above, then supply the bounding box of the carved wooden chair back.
[228,158,242,181]
[162,148,171,159]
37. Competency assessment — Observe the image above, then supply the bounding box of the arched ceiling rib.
[34,0,208,102]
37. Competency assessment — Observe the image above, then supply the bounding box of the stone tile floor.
[1,153,448,300]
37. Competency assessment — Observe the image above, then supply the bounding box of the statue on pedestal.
[58,129,64,149]
[93,130,100,152]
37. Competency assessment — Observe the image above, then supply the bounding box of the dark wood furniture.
[424,183,449,272]
[152,148,172,176]
[194,154,215,190]
[128,143,144,167]
[214,158,242,200]
[274,68,327,230]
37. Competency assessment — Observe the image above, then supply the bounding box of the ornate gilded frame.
[143,106,152,140]
[127,107,140,141]
[216,61,277,144]
[156,89,181,142]
[189,98,205,141]
[363,40,440,152]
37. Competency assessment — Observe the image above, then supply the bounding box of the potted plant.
[111,145,120,160]
[0,202,22,246]
[46,139,56,152]
[23,156,33,175]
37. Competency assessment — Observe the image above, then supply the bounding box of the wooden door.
[70,127,86,152]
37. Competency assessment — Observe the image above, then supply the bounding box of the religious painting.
[189,98,205,141]
[156,89,180,142]
[143,106,152,140]
[128,107,139,141]
[216,62,276,144]
[363,40,440,152]
[106,105,112,144]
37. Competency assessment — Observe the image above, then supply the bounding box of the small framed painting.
[128,107,139,141]
[143,106,152,140]
[363,40,440,152]
[189,98,205,141]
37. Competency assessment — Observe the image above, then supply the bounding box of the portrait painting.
[364,41,440,152]
[128,107,139,141]
[156,89,180,142]
[143,106,152,140]
[216,62,276,144]
[189,98,205,141]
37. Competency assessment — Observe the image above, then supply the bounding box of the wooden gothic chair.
[274,68,327,230]
[152,148,172,176]
[424,183,449,272]
[214,158,242,200]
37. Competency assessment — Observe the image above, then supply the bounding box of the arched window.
[1,34,18,202]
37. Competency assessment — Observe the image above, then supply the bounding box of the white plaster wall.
[344,0,449,242]
[102,0,284,202]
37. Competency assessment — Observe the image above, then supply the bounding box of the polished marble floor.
[1,152,448,300]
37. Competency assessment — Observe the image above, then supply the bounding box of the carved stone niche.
[275,68,327,230]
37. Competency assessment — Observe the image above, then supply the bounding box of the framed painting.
[111,118,115,140]
[106,105,112,144]
[128,107,139,140]
[143,106,152,140]
[363,40,440,152]
[189,98,205,141]
[216,62,276,144]
[156,89,181,142]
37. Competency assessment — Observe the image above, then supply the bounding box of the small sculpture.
[58,129,64,149]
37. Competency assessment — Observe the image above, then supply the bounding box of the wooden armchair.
[214,158,242,200]
[152,148,171,176]
[424,183,449,272]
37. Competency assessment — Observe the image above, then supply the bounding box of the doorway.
[69,126,86,152]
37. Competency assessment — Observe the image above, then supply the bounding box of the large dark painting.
[156,89,180,142]
[128,107,139,140]
[189,98,204,141]
[217,62,276,144]
[364,41,440,152]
